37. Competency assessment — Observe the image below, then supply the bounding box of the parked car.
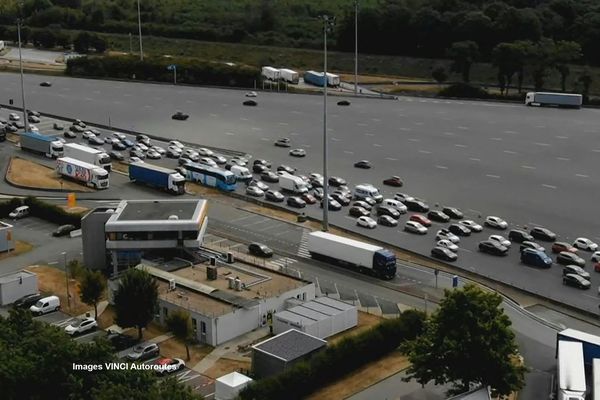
[459,220,483,232]
[382,176,403,187]
[52,224,76,237]
[277,165,296,175]
[530,227,557,242]
[552,242,577,254]
[353,201,372,211]
[243,100,257,106]
[521,248,552,268]
[377,206,400,219]
[261,171,279,183]
[436,228,460,244]
[437,239,459,252]
[405,221,427,234]
[172,111,189,120]
[112,141,127,151]
[331,193,351,206]
[485,216,508,230]
[508,229,534,243]
[431,247,458,262]
[562,265,590,280]
[265,190,284,202]
[357,216,377,229]
[29,295,60,315]
[449,223,471,237]
[428,210,450,223]
[9,206,29,219]
[563,274,591,290]
[556,251,585,267]
[520,241,545,253]
[289,148,306,157]
[488,235,511,248]
[63,130,76,138]
[404,198,429,212]
[89,136,105,146]
[13,293,42,309]
[378,215,398,227]
[354,160,372,169]
[248,243,273,257]
[591,251,600,263]
[274,138,291,147]
[573,237,598,252]
[246,186,264,197]
[349,206,370,217]
[478,240,509,256]
[287,196,306,208]
[328,176,347,187]
[109,151,125,161]
[442,207,463,219]
[53,122,64,130]
[320,198,342,211]
[155,357,185,375]
[126,343,160,361]
[409,214,431,226]
[65,317,97,336]
[247,179,268,191]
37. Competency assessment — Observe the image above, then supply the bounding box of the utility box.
[0,270,38,306]
[0,222,15,252]
[215,372,253,400]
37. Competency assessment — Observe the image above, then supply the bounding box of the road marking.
[521,165,536,170]
[209,113,218,117]
[457,126,469,130]
[592,149,600,153]
[331,137,340,141]
[557,157,570,161]
[414,122,424,125]
[469,157,481,161]
[373,143,382,147]
[291,110,303,114]
[251,127,262,131]
[278,122,289,126]
[503,130,518,134]
[240,117,249,121]
[490,137,503,141]
[301,144,311,148]
[260,137,270,141]
[365,133,375,136]
[372,118,381,122]
[384,157,398,161]
[418,150,431,154]
[399,127,412,131]
[534,142,550,146]
[486,174,500,179]
[289,132,299,136]
[443,132,455,136]
[503,150,517,154]
[575,174,589,178]
[224,132,235,136]
[536,125,546,128]
[407,138,420,142]
[454,144,467,148]
[343,150,354,155]
[435,165,448,170]
[555,135,569,139]
[542,184,557,189]
[357,123,368,126]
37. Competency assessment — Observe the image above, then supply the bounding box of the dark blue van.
[521,248,552,268]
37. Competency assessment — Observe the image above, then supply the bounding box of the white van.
[30,295,60,315]
[9,205,30,219]
[380,198,407,214]
[230,165,252,181]
[353,184,383,203]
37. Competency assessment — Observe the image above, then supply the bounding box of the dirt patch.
[306,351,409,400]
[58,205,89,214]
[328,311,383,345]
[25,265,90,316]
[204,357,251,379]
[384,83,444,93]
[112,162,129,174]
[141,321,169,341]
[6,157,93,192]
[159,337,212,365]
[97,305,117,329]
[0,240,33,260]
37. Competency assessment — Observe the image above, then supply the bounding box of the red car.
[301,193,317,204]
[383,176,403,187]
[552,241,577,254]
[409,214,431,227]
[594,262,600,273]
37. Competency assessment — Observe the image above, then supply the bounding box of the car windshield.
[132,345,145,353]
[71,318,85,327]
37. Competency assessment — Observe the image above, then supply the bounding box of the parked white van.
[9,205,30,219]
[30,295,60,315]
[230,165,252,181]
[380,198,407,214]
[353,184,383,203]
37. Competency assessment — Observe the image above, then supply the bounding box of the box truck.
[261,66,280,81]
[129,162,185,195]
[307,231,397,279]
[279,173,308,194]
[20,132,64,158]
[525,92,582,108]
[56,157,109,189]
[279,68,299,84]
[63,143,111,171]
[230,165,252,181]
[557,340,586,400]
[557,328,600,367]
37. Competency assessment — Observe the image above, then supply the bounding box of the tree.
[113,268,158,340]
[31,29,56,48]
[447,41,479,83]
[492,42,528,94]
[552,40,581,91]
[403,284,527,397]
[91,34,107,53]
[166,310,193,360]
[79,269,106,319]
[432,66,448,86]
[577,68,593,96]
[73,31,91,53]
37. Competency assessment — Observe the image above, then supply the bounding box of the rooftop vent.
[168,215,179,220]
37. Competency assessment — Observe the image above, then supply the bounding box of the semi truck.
[303,71,340,87]
[279,173,308,194]
[525,92,582,109]
[306,231,397,279]
[261,66,280,81]
[56,157,109,189]
[20,132,64,158]
[594,359,600,400]
[279,68,299,84]
[557,340,586,400]
[129,162,185,195]
[63,143,111,171]
[557,328,600,367]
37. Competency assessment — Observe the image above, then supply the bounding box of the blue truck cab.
[521,248,552,268]
[373,249,397,280]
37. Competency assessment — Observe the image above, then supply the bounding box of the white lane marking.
[418,150,432,154]
[454,144,467,148]
[224,132,235,136]
[84,97,93,101]
[469,157,481,161]
[503,130,518,134]
[435,165,448,170]
[373,144,382,147]
[490,137,503,141]
[457,126,469,130]
[521,165,536,170]
[222,104,229,107]
[503,150,517,154]
[399,127,412,131]
[343,150,354,155]
[542,184,557,189]
[357,123,368,126]
[289,132,299,136]
[301,144,311,148]
[327,128,334,131]
[557,157,570,161]
[385,157,398,161]
[143,105,154,109]
[534,142,551,146]
[260,137,270,141]
[209,113,218,117]
[414,122,424,125]
[372,118,381,122]
[408,138,420,142]
[555,136,569,139]
[240,117,249,121]
[291,110,303,114]
[251,127,262,131]
[365,133,375,136]
[443,132,455,136]
[278,122,289,126]
[331,137,340,141]
[575,174,589,178]
[592,149,600,153]
[486,174,500,179]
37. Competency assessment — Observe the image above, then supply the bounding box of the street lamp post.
[62,252,71,309]
[322,15,335,231]
[137,0,144,61]
[17,18,29,132]
[354,0,359,96]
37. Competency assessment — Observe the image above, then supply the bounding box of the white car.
[64,317,97,336]
[289,148,306,157]
[9,113,20,121]
[309,173,323,181]
[489,235,511,248]
[146,149,161,159]
[136,143,148,152]
[169,140,184,149]
[394,192,414,203]
[246,91,258,97]
[82,131,96,140]
[199,157,217,167]
[168,145,182,153]
[405,221,427,234]
[112,132,127,140]
[485,216,508,230]
[591,251,600,263]
[210,154,227,164]
[357,216,377,229]
[246,186,264,197]
[573,237,598,252]
[129,157,144,163]
[436,228,460,243]
[29,125,39,132]
[197,147,214,156]
[28,115,40,123]
[151,145,166,155]
[105,137,120,145]
[437,239,458,252]
[155,357,186,375]
[459,220,483,232]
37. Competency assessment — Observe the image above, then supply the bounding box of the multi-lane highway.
[2,72,599,315]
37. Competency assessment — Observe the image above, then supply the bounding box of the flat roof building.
[82,199,208,275]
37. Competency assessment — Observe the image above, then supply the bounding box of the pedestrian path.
[297,229,310,258]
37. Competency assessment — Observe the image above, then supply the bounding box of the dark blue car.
[521,248,552,268]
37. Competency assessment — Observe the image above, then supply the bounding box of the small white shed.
[215,372,253,400]
[0,270,38,306]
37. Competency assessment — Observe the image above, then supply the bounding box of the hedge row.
[239,309,426,400]
[0,197,84,227]
[66,55,260,88]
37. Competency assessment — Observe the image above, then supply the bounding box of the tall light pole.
[17,18,29,132]
[62,252,71,309]
[322,15,335,231]
[137,0,143,61]
[354,0,359,96]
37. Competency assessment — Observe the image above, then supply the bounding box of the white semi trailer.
[56,157,109,189]
[525,92,582,108]
[557,340,586,400]
[63,143,112,171]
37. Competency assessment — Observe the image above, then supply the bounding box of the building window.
[200,321,206,334]
[191,318,197,333]
[163,307,168,318]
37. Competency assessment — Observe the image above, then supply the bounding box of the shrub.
[0,198,23,218]
[438,83,490,99]
[23,196,83,227]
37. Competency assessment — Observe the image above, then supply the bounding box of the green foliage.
[23,196,83,227]
[74,32,105,53]
[438,83,490,99]
[80,269,107,319]
[239,309,426,400]
[448,41,479,82]
[113,268,159,340]
[66,54,260,87]
[403,284,527,397]
[0,198,24,218]
[432,66,448,84]
[166,310,193,360]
